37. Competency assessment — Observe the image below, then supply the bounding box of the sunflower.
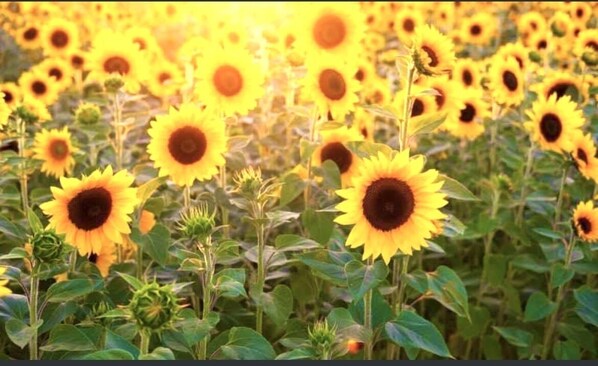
[549,11,573,39]
[40,166,138,256]
[14,23,42,50]
[18,70,60,106]
[351,107,375,142]
[528,33,548,53]
[496,42,530,71]
[125,26,161,57]
[445,88,489,140]
[452,58,481,89]
[88,30,147,93]
[41,18,79,56]
[195,46,265,116]
[32,127,76,178]
[393,85,439,133]
[422,76,465,123]
[533,71,584,102]
[461,12,496,45]
[16,96,52,123]
[517,11,547,42]
[524,95,584,153]
[302,55,360,121]
[67,50,88,72]
[335,150,447,263]
[488,56,525,107]
[0,82,21,108]
[293,2,365,57]
[87,242,116,278]
[313,126,363,187]
[411,24,455,76]
[147,103,227,187]
[394,7,424,45]
[0,95,10,128]
[574,29,598,56]
[38,58,73,92]
[571,132,598,182]
[363,78,391,106]
[0,267,12,297]
[215,23,249,49]
[354,56,377,87]
[147,59,184,99]
[573,201,598,242]
[568,2,592,24]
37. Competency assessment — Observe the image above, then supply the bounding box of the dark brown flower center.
[133,38,146,50]
[88,253,98,264]
[403,18,415,32]
[355,68,365,82]
[422,45,439,67]
[576,8,584,18]
[538,40,547,49]
[435,89,445,109]
[158,72,171,84]
[49,67,63,80]
[411,99,424,117]
[50,30,69,48]
[103,56,130,75]
[68,187,113,231]
[578,217,592,234]
[228,32,240,43]
[313,13,346,49]
[319,69,346,100]
[71,55,84,69]
[548,82,578,100]
[2,91,13,104]
[168,126,207,165]
[470,24,482,35]
[360,127,368,138]
[462,69,473,86]
[502,70,518,91]
[539,113,562,142]
[32,81,47,95]
[24,27,38,40]
[213,65,243,97]
[49,139,68,160]
[460,103,476,123]
[577,148,588,164]
[320,141,352,174]
[362,178,415,231]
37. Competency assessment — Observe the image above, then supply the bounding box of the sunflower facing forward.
[195,46,265,116]
[41,18,79,56]
[32,127,77,178]
[571,132,598,183]
[147,103,227,187]
[40,166,138,255]
[335,150,447,263]
[445,88,489,140]
[533,71,584,102]
[573,201,598,242]
[524,94,584,153]
[313,126,363,187]
[488,56,525,107]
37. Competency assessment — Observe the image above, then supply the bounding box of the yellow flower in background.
[412,24,455,76]
[0,83,21,108]
[18,70,60,106]
[40,166,138,255]
[335,150,447,264]
[16,96,52,123]
[14,22,42,50]
[571,132,598,183]
[88,30,147,93]
[195,46,265,116]
[461,12,497,45]
[533,71,584,102]
[41,18,79,56]
[445,88,489,141]
[525,94,584,154]
[517,11,547,42]
[147,103,227,187]
[394,7,424,45]
[0,267,12,297]
[567,2,592,25]
[452,58,481,89]
[574,29,598,57]
[147,59,184,99]
[32,127,77,178]
[421,76,465,123]
[38,58,74,92]
[350,107,375,142]
[496,42,530,71]
[393,85,439,134]
[573,201,598,242]
[87,242,117,278]
[302,55,361,121]
[0,94,10,128]
[488,56,525,107]
[313,126,363,188]
[125,26,161,57]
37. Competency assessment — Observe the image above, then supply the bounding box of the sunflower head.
[582,49,598,67]
[178,203,215,242]
[75,102,101,125]
[308,319,337,358]
[573,201,598,242]
[104,74,125,93]
[0,266,12,298]
[31,229,65,264]
[234,167,263,198]
[128,281,182,332]
[411,24,455,76]
[15,96,52,124]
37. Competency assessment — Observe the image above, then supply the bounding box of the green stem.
[199,237,214,360]
[542,232,576,360]
[136,241,143,280]
[69,250,77,275]
[112,92,123,171]
[393,256,410,360]
[515,140,535,226]
[28,265,39,360]
[183,185,192,210]
[553,166,569,230]
[303,109,319,209]
[364,258,374,360]
[139,330,150,356]
[255,213,266,334]
[400,63,416,151]
[219,166,229,238]
[17,118,29,214]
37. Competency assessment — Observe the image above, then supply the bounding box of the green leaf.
[410,112,448,136]
[319,159,341,190]
[0,215,28,240]
[344,260,388,300]
[296,250,350,286]
[439,175,479,201]
[484,254,508,287]
[0,247,28,260]
[493,326,533,348]
[482,334,503,360]
[83,350,135,360]
[214,268,247,299]
[27,208,43,234]
[41,324,97,352]
[524,291,557,322]
[533,228,563,240]
[553,340,581,360]
[117,272,144,291]
[278,173,306,207]
[385,311,453,358]
[262,285,293,328]
[299,138,318,163]
[326,308,369,343]
[104,329,140,358]
[39,302,78,335]
[215,327,276,360]
[139,347,175,360]
[45,279,103,303]
[136,176,167,206]
[274,234,321,252]
[130,224,171,267]
[362,104,398,120]
[5,318,33,349]
[0,295,29,322]
[456,306,491,340]
[426,266,470,319]
[573,286,598,327]
[301,209,335,245]
[275,348,315,360]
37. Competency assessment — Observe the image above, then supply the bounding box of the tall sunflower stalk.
[16,117,29,213]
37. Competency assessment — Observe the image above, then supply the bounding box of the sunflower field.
[0,1,597,361]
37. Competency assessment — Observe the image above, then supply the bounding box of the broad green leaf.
[215,327,276,360]
[553,340,581,360]
[524,291,557,322]
[533,227,563,240]
[427,266,470,319]
[5,318,33,349]
[139,347,175,360]
[0,294,29,322]
[214,270,247,299]
[493,326,533,348]
[326,308,369,343]
[104,329,140,358]
[344,260,388,300]
[557,322,596,352]
[275,348,315,360]
[0,247,28,260]
[385,311,453,358]
[27,208,43,234]
[319,159,341,190]
[362,104,398,120]
[278,173,306,207]
[456,306,491,340]
[83,350,134,360]
[484,254,508,287]
[403,270,429,294]
[0,215,28,240]
[573,286,598,327]
[39,302,78,335]
[349,289,393,330]
[130,224,171,267]
[482,334,503,360]
[136,176,167,206]
[410,112,448,136]
[296,250,349,286]
[45,279,103,303]
[41,324,97,352]
[299,138,318,163]
[262,285,293,328]
[301,209,335,245]
[274,234,321,252]
[439,175,479,201]
[117,272,144,291]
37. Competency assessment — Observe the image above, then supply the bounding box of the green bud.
[582,50,598,67]
[178,202,215,242]
[75,102,101,125]
[104,74,125,93]
[550,22,566,37]
[233,167,263,197]
[129,282,181,332]
[529,51,542,63]
[15,105,39,124]
[308,320,336,358]
[31,230,65,263]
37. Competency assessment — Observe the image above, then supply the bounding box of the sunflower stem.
[553,166,569,230]
[515,140,535,226]
[394,256,410,359]
[17,117,29,214]
[255,204,266,334]
[198,236,214,360]
[69,250,77,274]
[183,185,191,210]
[364,257,374,361]
[112,92,124,171]
[139,329,150,356]
[542,231,576,360]
[400,63,416,151]
[304,109,319,209]
[28,264,39,360]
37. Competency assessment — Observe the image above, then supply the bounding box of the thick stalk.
[199,238,213,360]
[255,212,266,334]
[139,330,150,356]
[183,185,192,210]
[399,63,416,151]
[17,118,29,213]
[112,92,124,171]
[364,258,374,360]
[28,266,39,360]
[515,141,535,226]
[553,167,568,230]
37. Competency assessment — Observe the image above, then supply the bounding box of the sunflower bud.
[31,230,65,263]
[582,50,598,67]
[15,105,39,124]
[129,282,181,332]
[308,320,336,358]
[178,203,215,242]
[529,51,542,63]
[75,102,101,125]
[233,167,263,198]
[104,74,125,93]
[550,22,566,38]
